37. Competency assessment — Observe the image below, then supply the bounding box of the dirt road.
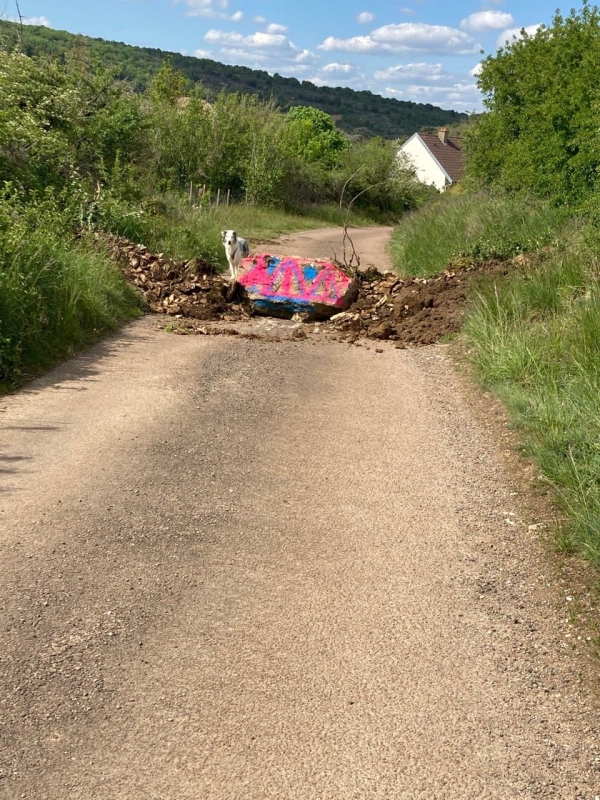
[1,228,599,798]
[268,225,395,272]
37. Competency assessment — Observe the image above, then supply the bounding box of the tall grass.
[390,192,565,277]
[466,222,600,567]
[0,234,141,389]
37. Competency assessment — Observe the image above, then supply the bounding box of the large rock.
[237,253,358,319]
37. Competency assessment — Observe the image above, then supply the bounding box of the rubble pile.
[103,235,251,322]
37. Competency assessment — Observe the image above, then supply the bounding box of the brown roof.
[418,133,465,183]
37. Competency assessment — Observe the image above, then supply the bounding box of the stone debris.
[329,264,510,345]
[101,234,251,322]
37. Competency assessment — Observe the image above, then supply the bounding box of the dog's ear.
[221,230,227,241]
[231,231,237,241]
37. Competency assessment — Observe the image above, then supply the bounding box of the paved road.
[1,236,599,797]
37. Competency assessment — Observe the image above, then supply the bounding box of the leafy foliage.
[0,44,431,386]
[0,49,145,202]
[284,106,349,169]
[466,3,600,205]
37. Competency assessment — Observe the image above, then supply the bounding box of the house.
[400,127,464,192]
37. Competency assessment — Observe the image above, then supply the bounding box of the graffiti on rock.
[238,254,354,315]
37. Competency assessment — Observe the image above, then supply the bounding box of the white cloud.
[385,81,480,111]
[322,62,356,74]
[470,62,483,77]
[357,12,374,24]
[178,0,243,21]
[179,0,227,17]
[319,23,480,55]
[293,48,315,63]
[194,48,213,58]
[400,7,415,14]
[254,15,266,23]
[266,23,288,34]
[203,27,317,74]
[320,35,378,53]
[374,62,445,83]
[497,23,543,48]
[6,14,50,26]
[205,29,287,48]
[460,11,514,32]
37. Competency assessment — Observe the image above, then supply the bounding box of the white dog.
[222,230,250,282]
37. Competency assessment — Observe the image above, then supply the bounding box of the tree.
[283,106,349,169]
[466,2,600,205]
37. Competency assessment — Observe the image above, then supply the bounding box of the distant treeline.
[0,18,467,140]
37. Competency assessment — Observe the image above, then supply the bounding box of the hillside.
[0,18,467,140]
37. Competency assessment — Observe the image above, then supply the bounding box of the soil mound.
[332,264,510,345]
[108,235,510,346]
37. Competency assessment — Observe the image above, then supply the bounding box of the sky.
[3,0,561,112]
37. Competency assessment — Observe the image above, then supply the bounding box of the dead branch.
[338,167,391,275]
[14,0,23,50]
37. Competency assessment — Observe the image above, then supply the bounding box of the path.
[1,228,599,798]
[271,225,394,272]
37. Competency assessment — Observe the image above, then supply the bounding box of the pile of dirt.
[102,235,251,322]
[107,235,511,346]
[331,264,510,345]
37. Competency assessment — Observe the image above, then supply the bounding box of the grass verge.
[466,221,600,568]
[0,233,142,390]
[390,190,600,573]
[390,192,564,278]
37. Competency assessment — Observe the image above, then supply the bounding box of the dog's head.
[222,230,238,248]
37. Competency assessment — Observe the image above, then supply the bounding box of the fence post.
[216,188,221,207]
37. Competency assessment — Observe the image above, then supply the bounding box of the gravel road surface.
[1,227,599,798]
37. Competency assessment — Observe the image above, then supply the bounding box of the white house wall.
[400,136,448,192]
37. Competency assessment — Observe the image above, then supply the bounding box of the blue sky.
[5,0,561,111]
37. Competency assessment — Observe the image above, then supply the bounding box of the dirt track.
[1,228,600,798]
[269,225,395,272]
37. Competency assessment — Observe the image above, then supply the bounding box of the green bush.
[466,4,600,206]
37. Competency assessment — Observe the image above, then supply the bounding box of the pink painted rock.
[237,253,358,319]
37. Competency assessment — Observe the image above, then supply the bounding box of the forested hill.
[0,18,467,139]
